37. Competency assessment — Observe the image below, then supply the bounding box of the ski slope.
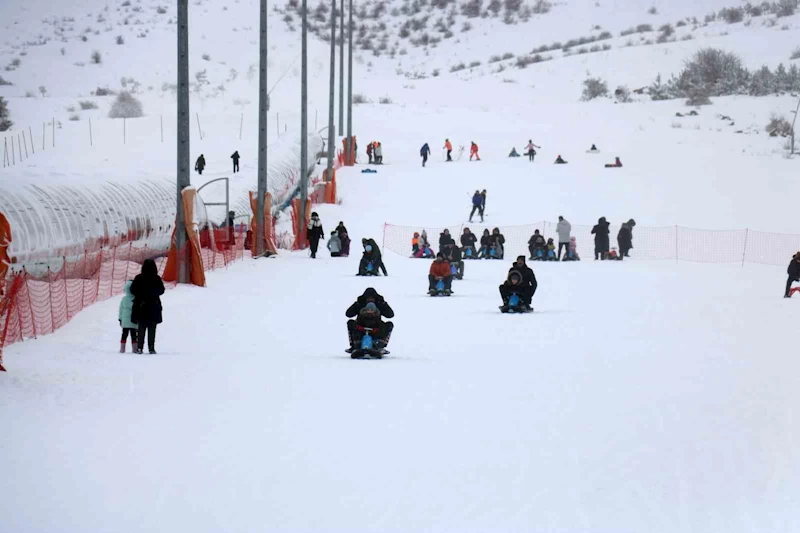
[3,153,800,532]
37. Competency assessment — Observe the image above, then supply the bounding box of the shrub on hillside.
[532,0,551,14]
[450,62,467,72]
[776,0,798,17]
[719,7,745,23]
[116,35,124,45]
[672,48,750,97]
[614,85,632,102]
[766,114,792,136]
[685,88,712,106]
[79,100,98,110]
[379,95,393,104]
[108,91,143,118]
[94,86,115,96]
[0,75,12,86]
[353,93,370,104]
[581,77,609,100]
[791,47,800,60]
[91,50,102,64]
[0,96,12,132]
[461,0,482,18]
[516,54,548,68]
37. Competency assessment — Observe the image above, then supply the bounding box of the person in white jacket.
[556,216,571,261]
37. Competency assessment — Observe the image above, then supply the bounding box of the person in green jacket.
[119,280,138,353]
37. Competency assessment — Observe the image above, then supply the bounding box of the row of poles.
[2,122,55,168]
[175,0,355,282]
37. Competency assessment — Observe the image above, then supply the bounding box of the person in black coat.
[785,252,800,298]
[506,255,537,309]
[489,227,505,259]
[617,219,636,260]
[195,154,206,175]
[591,217,611,260]
[478,229,492,258]
[443,242,465,279]
[336,221,350,257]
[528,230,546,260]
[460,227,478,259]
[358,238,388,276]
[439,229,456,253]
[307,211,324,258]
[231,151,241,173]
[345,287,394,350]
[469,191,483,223]
[130,258,165,354]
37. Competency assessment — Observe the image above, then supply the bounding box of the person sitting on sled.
[554,154,568,164]
[461,227,478,259]
[562,236,581,261]
[546,238,557,260]
[428,253,453,295]
[443,242,465,280]
[605,156,623,168]
[478,229,492,258]
[785,252,800,298]
[345,287,394,352]
[500,256,537,311]
[528,229,546,260]
[489,227,505,259]
[508,147,520,157]
[358,238,387,276]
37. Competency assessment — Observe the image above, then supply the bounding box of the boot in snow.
[120,342,126,353]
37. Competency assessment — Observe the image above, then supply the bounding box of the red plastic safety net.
[0,226,247,370]
[383,222,800,266]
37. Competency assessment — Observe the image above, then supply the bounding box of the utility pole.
[299,0,309,233]
[338,0,344,136]
[176,0,191,283]
[325,0,336,181]
[256,0,268,256]
[345,0,354,164]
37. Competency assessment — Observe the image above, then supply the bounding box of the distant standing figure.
[195,154,206,175]
[374,142,384,164]
[130,259,165,355]
[444,138,453,161]
[307,211,324,259]
[336,221,350,257]
[118,280,138,353]
[525,140,540,161]
[327,231,342,257]
[556,216,571,260]
[591,217,611,260]
[231,151,240,173]
[617,219,636,260]
[469,190,483,223]
[469,142,480,161]
[366,142,374,164]
[480,189,487,217]
[420,143,431,167]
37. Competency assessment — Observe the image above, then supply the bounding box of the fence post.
[89,118,93,146]
[3,137,7,167]
[239,112,243,141]
[11,135,15,165]
[123,117,126,144]
[24,270,37,338]
[29,126,34,154]
[17,134,23,161]
[382,223,387,251]
[741,228,749,267]
[196,112,203,140]
[110,246,117,298]
[47,266,55,334]
[160,115,164,143]
[675,225,679,263]
[52,117,55,147]
[42,122,45,151]
[22,130,28,158]
[95,249,103,305]
[63,259,70,321]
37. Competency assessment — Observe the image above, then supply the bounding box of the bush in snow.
[116,35,124,45]
[766,114,792,137]
[685,89,712,106]
[719,7,745,24]
[108,91,144,118]
[379,95,393,104]
[532,0,552,14]
[91,50,102,64]
[79,100,98,110]
[672,48,749,97]
[0,96,12,131]
[776,0,798,17]
[450,62,467,72]
[648,6,658,14]
[156,6,168,15]
[461,0,482,18]
[0,75,12,86]
[581,77,609,100]
[614,85,632,103]
[352,93,370,104]
[791,47,800,60]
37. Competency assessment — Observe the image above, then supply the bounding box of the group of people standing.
[591,217,636,260]
[194,151,242,175]
[306,213,352,259]
[366,141,384,165]
[118,259,165,355]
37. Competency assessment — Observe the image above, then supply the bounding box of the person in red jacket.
[444,138,453,162]
[428,253,453,295]
[469,141,480,161]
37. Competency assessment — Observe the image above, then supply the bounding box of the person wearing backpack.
[420,143,431,167]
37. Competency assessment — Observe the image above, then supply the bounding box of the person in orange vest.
[469,141,480,161]
[443,138,453,162]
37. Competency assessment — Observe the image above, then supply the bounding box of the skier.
[374,142,383,164]
[617,219,636,260]
[501,255,537,311]
[525,140,540,162]
[554,155,568,164]
[345,287,394,354]
[785,252,800,298]
[335,221,350,257]
[528,230,546,260]
[327,231,342,257]
[307,211,324,259]
[130,258,165,355]
[469,141,480,161]
[194,154,206,175]
[591,217,611,260]
[366,142,374,164]
[469,190,483,223]
[444,138,453,161]
[556,216,571,260]
[118,280,138,353]
[231,150,240,173]
[420,143,431,167]
[460,227,478,258]
[428,252,453,296]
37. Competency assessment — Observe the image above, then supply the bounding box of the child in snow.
[327,231,342,257]
[525,140,541,161]
[554,155,568,164]
[469,142,480,161]
[118,280,138,353]
[605,157,623,168]
[489,228,505,259]
[478,229,492,259]
[562,236,581,261]
[508,147,520,157]
[546,238,557,261]
[528,230,546,260]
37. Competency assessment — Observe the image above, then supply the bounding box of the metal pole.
[299,0,309,237]
[12,135,15,164]
[277,112,280,136]
[17,134,22,161]
[176,0,191,283]
[346,0,353,164]
[29,126,34,154]
[790,96,800,155]
[160,115,164,142]
[196,112,203,140]
[52,117,55,147]
[256,0,269,257]
[741,228,748,267]
[325,0,336,183]
[22,132,28,158]
[89,118,93,146]
[42,122,45,151]
[239,112,243,141]
[124,117,126,144]
[338,0,344,136]
[3,137,7,167]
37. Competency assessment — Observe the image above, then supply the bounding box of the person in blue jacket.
[469,190,483,223]
[420,143,431,167]
[118,280,138,353]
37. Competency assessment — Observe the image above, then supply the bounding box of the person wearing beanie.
[307,211,324,258]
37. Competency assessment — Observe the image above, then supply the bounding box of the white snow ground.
[2,0,800,531]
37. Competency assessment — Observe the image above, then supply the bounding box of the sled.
[790,287,800,297]
[500,293,532,313]
[347,328,389,358]
[361,169,378,174]
[429,279,452,297]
